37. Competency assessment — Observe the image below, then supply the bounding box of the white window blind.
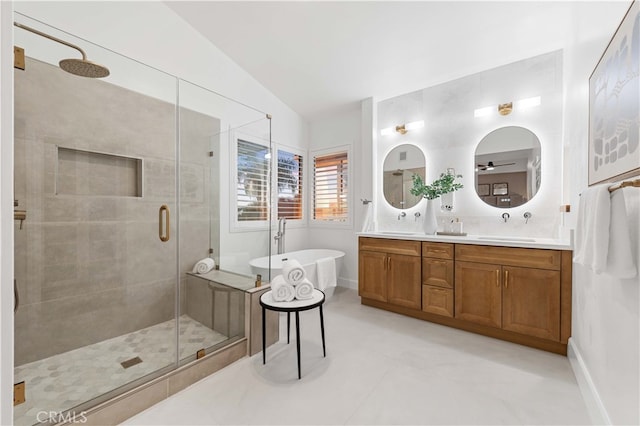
[277,149,303,220]
[236,139,269,221]
[313,151,348,221]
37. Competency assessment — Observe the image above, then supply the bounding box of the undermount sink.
[379,231,417,235]
[478,236,536,242]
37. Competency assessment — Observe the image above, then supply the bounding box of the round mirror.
[383,144,425,209]
[475,126,541,208]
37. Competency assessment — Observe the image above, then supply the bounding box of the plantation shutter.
[313,151,348,221]
[237,139,269,221]
[277,150,303,219]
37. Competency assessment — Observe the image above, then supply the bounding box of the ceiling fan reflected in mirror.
[476,161,516,171]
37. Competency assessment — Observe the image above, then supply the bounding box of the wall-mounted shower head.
[14,22,110,78]
[59,58,110,78]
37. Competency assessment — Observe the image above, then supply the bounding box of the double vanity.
[358,232,572,354]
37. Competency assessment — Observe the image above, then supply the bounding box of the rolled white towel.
[270,275,295,302]
[192,258,215,274]
[282,258,306,285]
[294,278,314,300]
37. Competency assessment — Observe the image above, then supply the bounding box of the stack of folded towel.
[271,259,315,302]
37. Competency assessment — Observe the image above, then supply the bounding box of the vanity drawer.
[422,285,454,317]
[359,237,421,256]
[455,244,561,270]
[422,242,454,259]
[422,258,453,288]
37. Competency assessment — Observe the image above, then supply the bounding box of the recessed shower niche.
[56,147,143,197]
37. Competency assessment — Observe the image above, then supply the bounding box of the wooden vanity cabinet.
[358,237,421,309]
[422,242,454,317]
[455,245,562,341]
[359,236,572,355]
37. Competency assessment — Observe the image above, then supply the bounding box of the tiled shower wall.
[14,58,218,365]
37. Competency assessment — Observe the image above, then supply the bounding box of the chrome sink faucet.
[501,212,510,222]
[397,212,406,220]
[274,217,287,254]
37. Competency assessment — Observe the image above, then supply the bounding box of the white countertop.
[358,231,572,250]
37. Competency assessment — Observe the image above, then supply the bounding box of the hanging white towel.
[316,257,337,291]
[294,278,315,300]
[282,259,306,286]
[361,202,373,232]
[192,258,215,274]
[270,275,295,302]
[605,190,637,279]
[574,185,610,273]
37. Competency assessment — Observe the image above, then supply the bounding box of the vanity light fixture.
[380,120,424,136]
[497,102,513,116]
[474,96,541,118]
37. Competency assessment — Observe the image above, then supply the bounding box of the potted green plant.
[410,171,463,234]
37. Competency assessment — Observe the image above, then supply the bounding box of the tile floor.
[14,315,227,426]
[125,288,592,425]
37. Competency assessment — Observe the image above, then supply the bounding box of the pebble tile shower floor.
[13,315,226,426]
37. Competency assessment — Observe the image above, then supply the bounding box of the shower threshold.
[13,315,227,426]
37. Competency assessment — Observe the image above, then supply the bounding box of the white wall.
[375,51,563,237]
[562,2,640,424]
[307,102,372,287]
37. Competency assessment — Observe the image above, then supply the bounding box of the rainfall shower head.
[14,22,110,78]
[59,58,110,78]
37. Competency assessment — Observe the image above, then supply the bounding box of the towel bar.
[608,178,640,193]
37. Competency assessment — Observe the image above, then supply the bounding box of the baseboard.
[567,338,612,425]
[338,277,357,290]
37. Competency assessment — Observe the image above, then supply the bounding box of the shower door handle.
[159,205,170,242]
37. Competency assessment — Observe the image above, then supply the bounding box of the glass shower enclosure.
[13,14,272,425]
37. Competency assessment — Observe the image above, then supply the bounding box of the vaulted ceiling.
[166,1,616,119]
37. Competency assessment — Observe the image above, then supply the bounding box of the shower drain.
[120,356,143,369]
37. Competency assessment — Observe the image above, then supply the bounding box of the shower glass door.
[177,80,271,363]
[13,14,179,425]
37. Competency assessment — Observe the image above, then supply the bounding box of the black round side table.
[260,289,326,379]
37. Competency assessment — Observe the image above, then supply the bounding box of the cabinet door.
[503,266,561,340]
[388,254,422,310]
[423,258,454,288]
[359,250,388,302]
[455,261,502,328]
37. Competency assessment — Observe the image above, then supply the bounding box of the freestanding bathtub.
[249,249,345,299]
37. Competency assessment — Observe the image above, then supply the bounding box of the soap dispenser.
[452,218,463,234]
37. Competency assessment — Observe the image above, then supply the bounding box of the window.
[277,149,303,220]
[313,150,349,222]
[236,138,269,222]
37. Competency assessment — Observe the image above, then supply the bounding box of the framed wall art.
[492,183,508,196]
[589,0,640,185]
[477,184,490,196]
